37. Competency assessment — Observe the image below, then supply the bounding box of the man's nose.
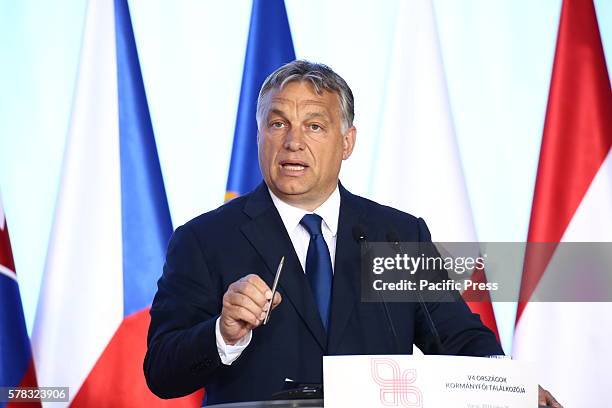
[283,128,304,151]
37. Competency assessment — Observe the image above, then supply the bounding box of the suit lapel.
[327,184,367,353]
[240,183,327,350]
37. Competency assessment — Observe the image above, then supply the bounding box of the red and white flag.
[370,0,499,341]
[513,0,612,405]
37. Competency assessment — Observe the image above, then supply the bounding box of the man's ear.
[342,126,357,160]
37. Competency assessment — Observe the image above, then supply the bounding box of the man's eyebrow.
[303,112,330,121]
[266,103,331,117]
[270,97,326,105]
[266,109,331,124]
[266,108,288,119]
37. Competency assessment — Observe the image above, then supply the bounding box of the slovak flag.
[0,193,40,408]
[31,0,202,406]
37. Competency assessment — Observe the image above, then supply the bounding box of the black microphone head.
[352,225,367,242]
[386,230,400,245]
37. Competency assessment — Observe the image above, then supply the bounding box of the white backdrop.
[1,0,611,353]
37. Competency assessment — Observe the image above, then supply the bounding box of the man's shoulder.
[345,188,421,223]
[342,187,427,240]
[181,193,250,234]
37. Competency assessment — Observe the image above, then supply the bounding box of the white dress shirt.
[216,186,341,365]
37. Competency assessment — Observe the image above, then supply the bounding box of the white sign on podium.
[323,355,536,408]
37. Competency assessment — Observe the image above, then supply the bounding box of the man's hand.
[539,385,562,407]
[220,274,282,345]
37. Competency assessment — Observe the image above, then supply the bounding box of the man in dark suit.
[144,60,560,407]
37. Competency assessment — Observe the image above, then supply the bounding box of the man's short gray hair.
[256,60,355,133]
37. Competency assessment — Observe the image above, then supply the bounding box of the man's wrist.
[215,317,252,365]
[220,322,238,346]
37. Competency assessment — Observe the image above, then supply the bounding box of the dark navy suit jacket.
[144,182,503,405]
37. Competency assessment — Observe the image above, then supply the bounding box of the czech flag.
[31,0,202,406]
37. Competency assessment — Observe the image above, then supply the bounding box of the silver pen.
[263,256,284,325]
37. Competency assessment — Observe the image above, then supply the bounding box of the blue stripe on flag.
[0,275,31,389]
[114,0,173,317]
[226,0,296,197]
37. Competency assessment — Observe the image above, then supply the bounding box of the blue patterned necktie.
[300,214,333,330]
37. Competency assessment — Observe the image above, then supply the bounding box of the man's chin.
[276,187,310,197]
[270,180,312,197]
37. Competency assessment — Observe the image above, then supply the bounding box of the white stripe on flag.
[514,150,612,406]
[369,0,476,243]
[32,0,124,405]
[0,193,5,231]
[0,264,16,280]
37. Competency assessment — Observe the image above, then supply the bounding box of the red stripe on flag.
[466,301,499,342]
[71,309,203,407]
[6,359,42,408]
[516,0,612,321]
[0,221,16,272]
[463,265,500,342]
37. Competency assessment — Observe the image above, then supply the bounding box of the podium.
[207,400,323,408]
[206,355,543,407]
[205,400,549,408]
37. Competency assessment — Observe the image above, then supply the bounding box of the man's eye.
[309,124,322,131]
[271,122,285,129]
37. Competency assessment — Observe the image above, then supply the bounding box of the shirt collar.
[269,185,340,237]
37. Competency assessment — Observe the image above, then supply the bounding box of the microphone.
[386,231,446,355]
[352,225,401,354]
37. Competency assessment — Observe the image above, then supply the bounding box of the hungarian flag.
[369,0,499,341]
[31,0,202,406]
[513,0,612,405]
[0,194,40,408]
[225,0,295,201]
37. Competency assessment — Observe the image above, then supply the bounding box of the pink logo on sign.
[370,358,423,407]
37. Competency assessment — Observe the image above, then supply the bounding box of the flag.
[32,0,202,406]
[513,0,612,405]
[369,0,499,340]
[225,0,295,201]
[0,193,40,408]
